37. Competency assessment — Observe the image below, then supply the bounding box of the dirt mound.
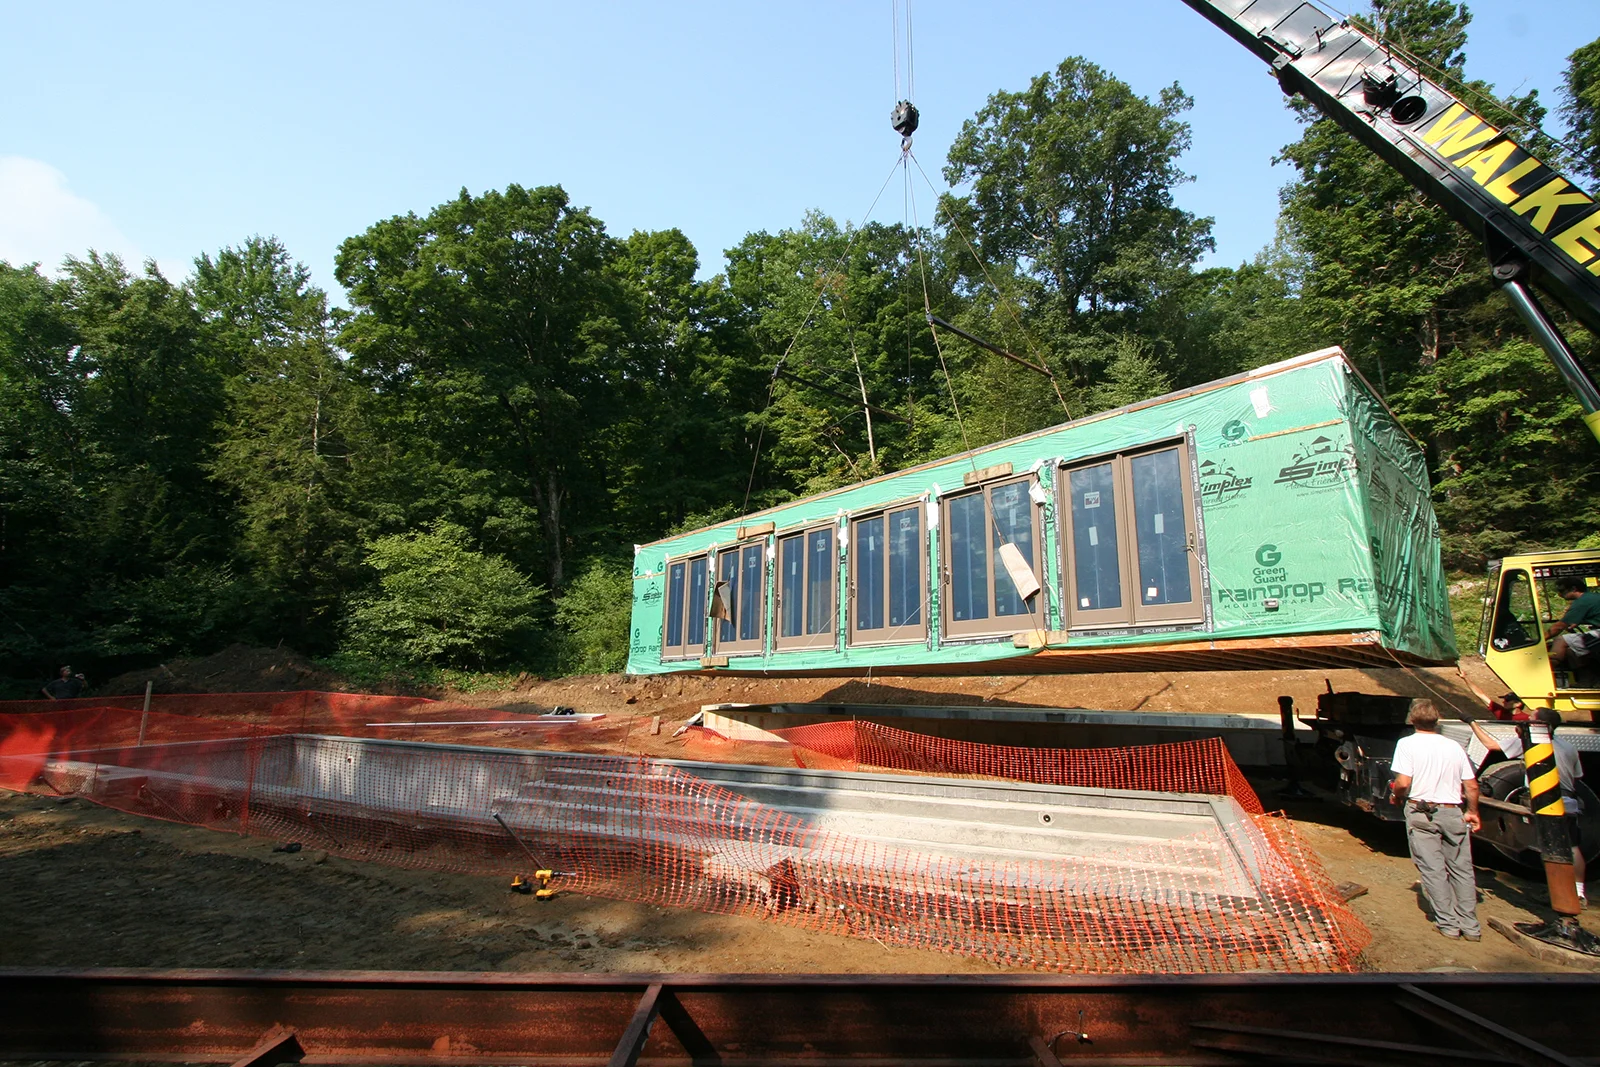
[100,644,347,696]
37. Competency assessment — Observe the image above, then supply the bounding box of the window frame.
[660,553,709,661]
[773,521,840,652]
[847,498,930,647]
[712,539,768,656]
[1057,439,1205,630]
[939,475,1045,640]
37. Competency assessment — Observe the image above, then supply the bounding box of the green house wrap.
[627,349,1456,676]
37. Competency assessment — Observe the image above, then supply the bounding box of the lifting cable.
[741,156,908,511]
[897,75,1050,646]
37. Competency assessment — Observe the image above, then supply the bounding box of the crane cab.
[1481,550,1600,720]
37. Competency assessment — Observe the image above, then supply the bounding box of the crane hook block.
[891,100,920,137]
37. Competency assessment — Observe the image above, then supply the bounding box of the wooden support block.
[1335,881,1368,902]
[650,715,661,736]
[735,522,774,539]
[964,462,1014,486]
[700,656,729,668]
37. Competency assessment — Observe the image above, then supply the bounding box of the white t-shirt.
[1500,733,1585,814]
[1391,730,1475,804]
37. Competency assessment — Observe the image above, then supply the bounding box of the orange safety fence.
[768,721,1266,813]
[0,697,1368,973]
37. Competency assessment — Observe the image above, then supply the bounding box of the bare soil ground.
[13,645,1592,974]
[2,782,1592,975]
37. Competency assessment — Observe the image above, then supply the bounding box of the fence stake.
[137,681,153,746]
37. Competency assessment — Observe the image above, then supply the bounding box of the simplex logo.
[1199,458,1254,504]
[1274,434,1357,489]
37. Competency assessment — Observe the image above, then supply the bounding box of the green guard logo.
[1255,544,1282,567]
[1220,419,1248,446]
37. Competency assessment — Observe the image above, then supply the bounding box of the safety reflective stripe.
[1522,742,1566,817]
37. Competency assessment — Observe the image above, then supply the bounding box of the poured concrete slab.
[30,733,1273,911]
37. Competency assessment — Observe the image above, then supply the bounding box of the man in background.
[40,666,86,700]
[1390,698,1483,940]
[1470,706,1587,907]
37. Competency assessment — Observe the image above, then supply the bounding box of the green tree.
[196,237,366,647]
[344,522,544,668]
[1562,37,1600,186]
[553,559,634,674]
[336,185,634,591]
[941,57,1213,332]
[724,215,955,500]
[601,228,767,536]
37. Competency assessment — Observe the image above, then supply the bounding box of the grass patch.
[1446,569,1491,656]
[316,652,523,696]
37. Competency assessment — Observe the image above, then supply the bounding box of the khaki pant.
[1405,804,1479,937]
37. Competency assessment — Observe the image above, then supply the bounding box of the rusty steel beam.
[1,970,1598,1066]
[3,972,1600,1062]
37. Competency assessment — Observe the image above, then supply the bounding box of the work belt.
[1408,801,1459,814]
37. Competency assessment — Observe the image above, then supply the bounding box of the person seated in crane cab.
[1548,577,1600,682]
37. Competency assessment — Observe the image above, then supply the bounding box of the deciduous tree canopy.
[4,5,1598,689]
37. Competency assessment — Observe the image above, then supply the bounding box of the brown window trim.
[712,539,767,656]
[1058,439,1204,630]
[660,553,709,661]
[940,475,1045,640]
[848,498,930,647]
[773,522,839,652]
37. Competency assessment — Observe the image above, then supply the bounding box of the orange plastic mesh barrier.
[0,701,1368,973]
[771,721,1266,814]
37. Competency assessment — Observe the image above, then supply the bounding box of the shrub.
[343,522,544,669]
[554,559,633,674]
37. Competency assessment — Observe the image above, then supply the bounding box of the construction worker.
[1389,699,1483,940]
[1548,577,1600,672]
[1470,707,1587,907]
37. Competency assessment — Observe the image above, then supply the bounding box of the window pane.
[1492,570,1539,652]
[888,506,921,628]
[666,562,686,649]
[990,480,1034,618]
[855,516,885,632]
[687,558,707,647]
[806,528,834,635]
[1131,449,1192,605]
[948,492,989,622]
[739,544,762,642]
[717,550,738,643]
[779,535,804,638]
[1069,463,1122,611]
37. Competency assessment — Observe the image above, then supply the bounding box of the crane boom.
[1182,0,1600,440]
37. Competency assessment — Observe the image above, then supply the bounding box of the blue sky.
[4,1,1597,304]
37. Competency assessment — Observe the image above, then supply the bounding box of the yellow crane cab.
[1481,550,1600,720]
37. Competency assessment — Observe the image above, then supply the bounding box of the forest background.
[5,0,1600,694]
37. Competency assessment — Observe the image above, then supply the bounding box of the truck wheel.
[1476,759,1600,868]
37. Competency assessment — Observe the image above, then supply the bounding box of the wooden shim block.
[964,462,1014,486]
[735,522,774,539]
[1335,881,1369,902]
[650,715,661,736]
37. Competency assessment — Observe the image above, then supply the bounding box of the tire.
[1477,758,1600,867]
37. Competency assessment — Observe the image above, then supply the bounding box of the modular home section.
[627,349,1456,676]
